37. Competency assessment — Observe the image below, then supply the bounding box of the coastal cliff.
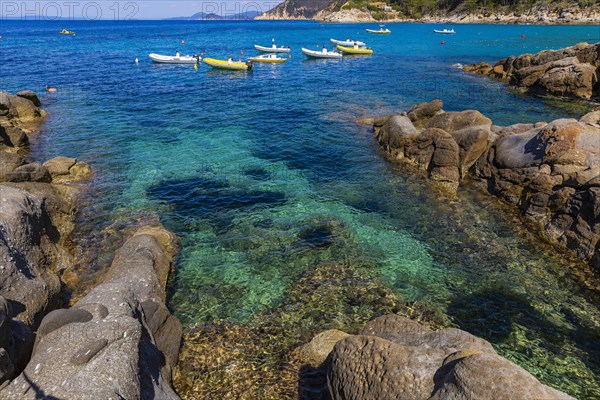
[257,0,599,23]
[369,99,600,270]
[255,0,334,20]
[464,42,600,101]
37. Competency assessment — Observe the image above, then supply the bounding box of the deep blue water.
[1,20,599,397]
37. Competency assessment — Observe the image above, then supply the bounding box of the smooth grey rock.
[0,185,63,327]
[0,227,182,400]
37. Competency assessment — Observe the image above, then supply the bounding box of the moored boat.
[254,44,291,53]
[203,57,252,70]
[60,29,75,35]
[331,38,366,47]
[149,53,201,64]
[366,28,391,34]
[434,29,456,34]
[248,53,287,63]
[336,45,373,55]
[301,47,342,59]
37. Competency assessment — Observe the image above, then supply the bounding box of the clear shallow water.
[1,20,599,398]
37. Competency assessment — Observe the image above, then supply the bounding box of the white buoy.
[135,57,139,64]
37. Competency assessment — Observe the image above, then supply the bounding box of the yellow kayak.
[336,45,373,55]
[203,57,252,71]
[366,28,391,34]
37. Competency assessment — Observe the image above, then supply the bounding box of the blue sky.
[0,1,282,20]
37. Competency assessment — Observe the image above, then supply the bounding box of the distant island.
[165,10,262,21]
[255,0,599,23]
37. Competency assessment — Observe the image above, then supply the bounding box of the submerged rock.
[147,176,286,234]
[326,315,574,400]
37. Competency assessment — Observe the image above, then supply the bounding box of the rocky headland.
[367,99,600,270]
[464,42,600,101]
[0,90,182,398]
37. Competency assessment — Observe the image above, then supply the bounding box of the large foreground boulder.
[0,226,182,400]
[325,315,574,400]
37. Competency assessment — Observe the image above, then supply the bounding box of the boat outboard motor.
[246,61,253,70]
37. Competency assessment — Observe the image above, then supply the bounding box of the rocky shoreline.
[1,87,596,399]
[464,42,600,102]
[368,99,599,271]
[0,90,182,398]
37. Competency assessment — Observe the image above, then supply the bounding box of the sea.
[1,19,599,398]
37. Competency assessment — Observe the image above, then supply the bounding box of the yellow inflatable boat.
[203,57,252,71]
[336,45,373,55]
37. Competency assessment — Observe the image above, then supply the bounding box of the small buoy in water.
[135,57,139,64]
[45,85,57,93]
[521,34,525,39]
[441,40,445,45]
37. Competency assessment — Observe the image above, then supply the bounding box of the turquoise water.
[1,21,599,397]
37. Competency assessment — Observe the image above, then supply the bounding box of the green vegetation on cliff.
[390,0,598,19]
[260,0,599,21]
